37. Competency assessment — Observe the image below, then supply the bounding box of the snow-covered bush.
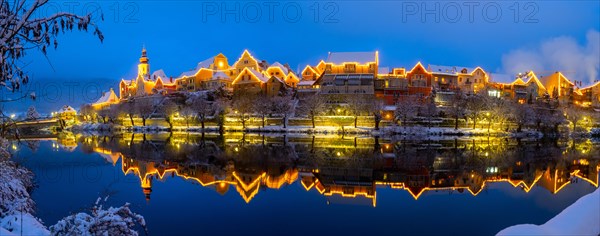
[50,198,147,236]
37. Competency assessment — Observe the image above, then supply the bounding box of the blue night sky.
[3,0,600,113]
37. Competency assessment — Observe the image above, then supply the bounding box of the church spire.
[139,46,149,64]
[138,46,150,78]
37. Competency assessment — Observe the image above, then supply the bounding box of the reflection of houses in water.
[84,135,600,206]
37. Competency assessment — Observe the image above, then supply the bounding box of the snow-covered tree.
[345,95,367,128]
[300,94,326,129]
[50,198,146,236]
[231,90,255,129]
[447,92,467,130]
[465,94,488,129]
[395,95,418,128]
[25,105,39,120]
[272,95,294,129]
[421,96,438,129]
[254,95,272,128]
[0,0,103,92]
[512,103,533,132]
[159,99,179,129]
[366,98,384,130]
[564,106,584,132]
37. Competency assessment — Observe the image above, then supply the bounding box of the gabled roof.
[150,69,168,81]
[232,49,260,67]
[248,68,268,82]
[301,65,320,76]
[267,75,286,85]
[537,71,576,87]
[519,71,546,90]
[232,67,269,84]
[407,62,431,74]
[326,51,377,65]
[580,81,600,91]
[59,105,76,114]
[94,88,119,104]
[268,62,289,75]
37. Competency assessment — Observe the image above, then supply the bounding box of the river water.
[10,133,599,235]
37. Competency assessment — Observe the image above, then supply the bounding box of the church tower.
[138,47,150,78]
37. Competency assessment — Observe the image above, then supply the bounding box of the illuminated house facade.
[91,88,119,110]
[428,65,488,94]
[489,71,547,104]
[315,52,378,95]
[539,72,575,103]
[176,53,233,92]
[578,82,600,108]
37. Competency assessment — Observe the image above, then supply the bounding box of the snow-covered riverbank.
[497,187,600,235]
[70,122,552,138]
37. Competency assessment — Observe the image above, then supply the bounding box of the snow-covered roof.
[59,105,76,114]
[94,89,119,104]
[298,80,316,86]
[212,71,230,80]
[269,62,289,75]
[490,73,515,84]
[326,52,377,64]
[247,68,269,83]
[428,65,479,75]
[150,69,168,81]
[428,65,458,75]
[179,57,215,77]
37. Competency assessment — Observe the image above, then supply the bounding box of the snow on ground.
[497,187,600,236]
[0,213,50,235]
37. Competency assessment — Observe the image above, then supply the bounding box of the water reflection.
[60,133,600,206]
